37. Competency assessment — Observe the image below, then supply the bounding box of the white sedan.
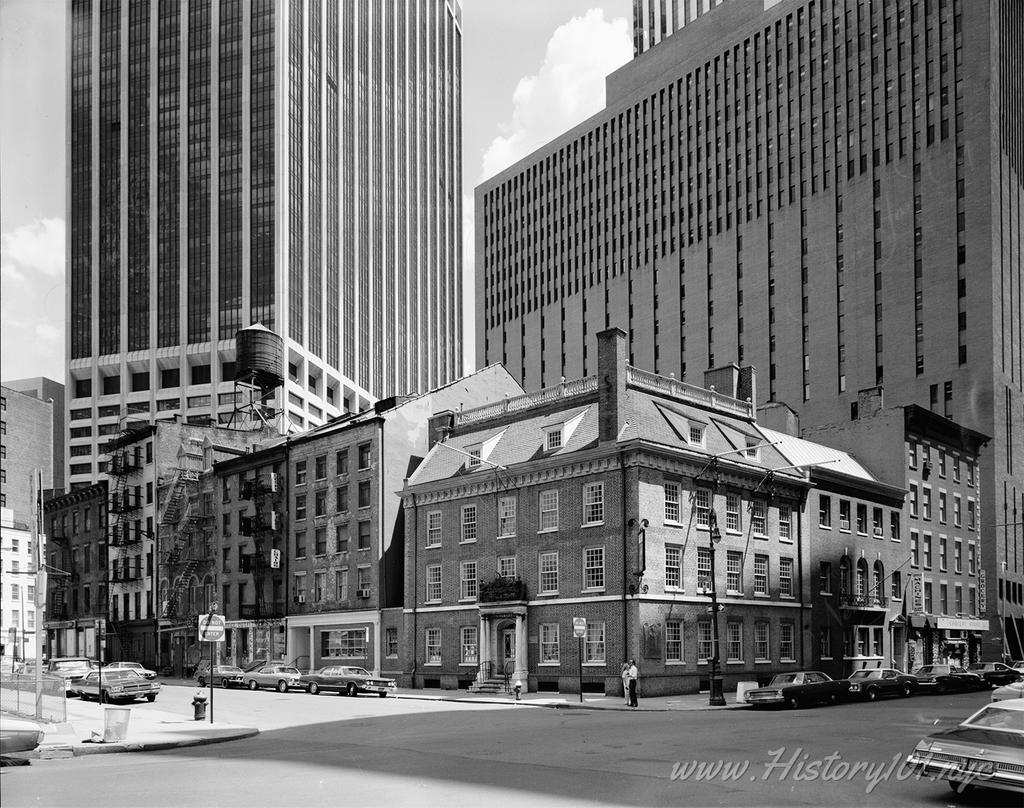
[991,681,1024,702]
[105,661,157,680]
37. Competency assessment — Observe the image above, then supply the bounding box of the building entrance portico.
[476,603,528,689]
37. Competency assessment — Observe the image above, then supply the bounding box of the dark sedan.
[197,665,245,689]
[77,668,161,703]
[914,664,987,693]
[744,671,850,708]
[299,665,397,697]
[967,662,1022,688]
[844,668,919,700]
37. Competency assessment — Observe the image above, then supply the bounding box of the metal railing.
[0,672,67,723]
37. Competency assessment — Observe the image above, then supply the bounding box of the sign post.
[198,611,225,723]
[573,617,587,704]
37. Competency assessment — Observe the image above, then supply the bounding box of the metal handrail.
[477,660,492,683]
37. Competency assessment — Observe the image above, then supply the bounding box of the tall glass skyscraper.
[66,0,463,487]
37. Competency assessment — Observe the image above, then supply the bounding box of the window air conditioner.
[356,588,371,598]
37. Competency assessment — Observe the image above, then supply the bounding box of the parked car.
[904,699,1024,795]
[744,671,849,708]
[991,681,1024,702]
[197,664,245,689]
[77,668,161,703]
[105,661,157,680]
[914,664,988,693]
[844,668,919,700]
[0,716,45,756]
[244,664,304,693]
[1012,661,1024,672]
[299,666,398,697]
[967,662,1022,688]
[46,657,95,694]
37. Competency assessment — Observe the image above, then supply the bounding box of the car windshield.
[219,667,243,674]
[105,670,143,680]
[279,667,300,675]
[849,671,878,680]
[964,706,1024,733]
[348,668,371,677]
[770,674,798,685]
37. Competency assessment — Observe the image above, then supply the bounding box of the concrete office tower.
[476,2,1022,657]
[632,0,735,56]
[66,0,464,487]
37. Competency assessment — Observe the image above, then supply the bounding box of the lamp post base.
[709,674,726,706]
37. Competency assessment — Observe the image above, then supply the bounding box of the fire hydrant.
[514,680,522,701]
[192,691,208,721]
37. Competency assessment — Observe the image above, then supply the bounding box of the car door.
[880,669,898,694]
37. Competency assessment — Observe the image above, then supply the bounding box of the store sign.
[911,574,924,612]
[935,617,989,632]
[978,569,987,612]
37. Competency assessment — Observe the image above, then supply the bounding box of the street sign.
[198,613,226,642]
[706,604,725,613]
[572,617,587,638]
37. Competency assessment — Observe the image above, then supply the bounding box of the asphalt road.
[4,686,1017,808]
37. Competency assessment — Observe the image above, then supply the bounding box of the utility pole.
[31,469,45,719]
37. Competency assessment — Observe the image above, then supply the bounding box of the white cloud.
[1,217,65,277]
[0,217,65,381]
[479,9,631,181]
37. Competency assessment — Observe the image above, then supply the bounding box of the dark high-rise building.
[476,1,1022,653]
[66,0,464,487]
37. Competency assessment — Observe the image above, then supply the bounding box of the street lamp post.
[708,513,725,706]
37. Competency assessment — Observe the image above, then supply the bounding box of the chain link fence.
[0,673,67,723]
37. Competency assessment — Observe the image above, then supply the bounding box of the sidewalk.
[4,697,258,760]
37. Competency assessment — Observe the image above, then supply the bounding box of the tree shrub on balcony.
[478,576,527,603]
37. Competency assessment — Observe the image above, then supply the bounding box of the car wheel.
[900,682,912,697]
[828,693,839,705]
[146,694,156,703]
[197,677,206,687]
[787,695,800,709]
[866,687,879,702]
[276,680,289,693]
[247,679,258,691]
[222,679,231,689]
[347,683,357,697]
[948,780,974,796]
[309,682,320,695]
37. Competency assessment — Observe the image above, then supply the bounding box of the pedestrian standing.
[620,662,630,705]
[627,659,639,708]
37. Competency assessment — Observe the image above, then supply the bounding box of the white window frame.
[697,621,713,662]
[425,564,442,603]
[460,626,478,664]
[460,561,478,601]
[583,546,605,591]
[778,503,792,541]
[839,500,851,531]
[461,505,478,543]
[689,424,705,446]
[754,622,770,662]
[497,496,517,538]
[694,487,712,528]
[665,620,683,663]
[664,481,681,523]
[665,544,682,590]
[545,427,563,451]
[582,482,604,525]
[539,490,559,532]
[780,623,795,661]
[425,628,442,665]
[467,447,482,469]
[539,551,559,594]
[426,511,442,547]
[779,557,794,598]
[539,623,560,663]
[726,492,741,532]
[751,498,768,536]
[584,621,606,664]
[726,622,743,662]
[498,556,517,579]
[726,550,743,594]
[697,546,712,591]
[753,554,769,595]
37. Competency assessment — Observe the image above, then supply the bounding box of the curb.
[17,727,261,759]
[391,692,748,713]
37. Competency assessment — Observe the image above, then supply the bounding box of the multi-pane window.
[664,482,681,522]
[856,504,868,534]
[938,493,947,523]
[909,484,919,518]
[321,628,365,658]
[778,504,791,541]
[425,628,441,664]
[545,428,563,451]
[780,624,794,660]
[314,455,327,480]
[751,498,767,535]
[819,495,832,527]
[872,508,884,537]
[357,443,371,470]
[665,545,682,589]
[539,552,558,593]
[426,512,442,547]
[697,546,712,590]
[694,488,712,528]
[908,440,918,469]
[497,497,517,537]
[967,461,975,486]
[295,494,307,520]
[839,500,851,530]
[697,621,713,662]
[725,492,741,532]
[539,490,559,531]
[953,495,962,527]
[295,460,307,485]
[584,547,605,590]
[461,626,478,664]
[753,555,769,595]
[467,447,481,469]
[819,561,832,594]
[754,623,769,661]
[425,565,442,602]
[461,505,477,542]
[665,620,683,662]
[460,561,477,601]
[498,556,517,579]
[922,488,932,520]
[583,482,604,524]
[779,557,793,597]
[584,621,605,663]
[689,424,704,446]
[967,499,976,530]
[540,623,560,663]
[726,551,743,593]
[953,457,961,483]
[357,480,371,509]
[385,626,398,657]
[726,622,742,661]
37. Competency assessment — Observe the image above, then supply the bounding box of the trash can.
[102,707,132,742]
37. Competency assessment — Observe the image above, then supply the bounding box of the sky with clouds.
[0,0,631,383]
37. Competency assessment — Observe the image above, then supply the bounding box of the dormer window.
[467,447,482,469]
[745,439,759,459]
[689,425,705,446]
[545,428,563,451]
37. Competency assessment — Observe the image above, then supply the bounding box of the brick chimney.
[704,364,740,399]
[427,410,454,449]
[597,328,627,443]
[738,366,757,408]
